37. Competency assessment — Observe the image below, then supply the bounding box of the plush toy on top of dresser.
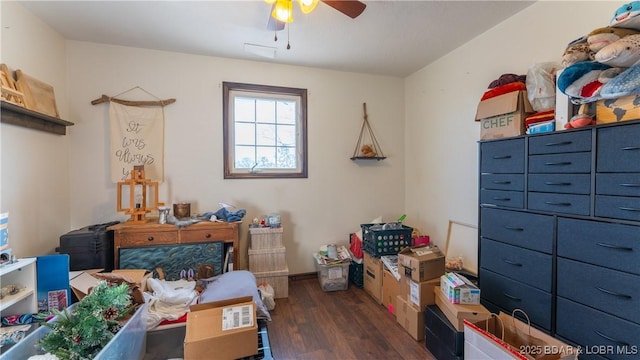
[558,2,640,106]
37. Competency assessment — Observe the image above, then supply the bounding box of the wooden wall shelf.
[1,100,74,135]
[350,156,386,161]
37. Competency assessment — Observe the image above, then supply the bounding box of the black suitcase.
[56,221,120,272]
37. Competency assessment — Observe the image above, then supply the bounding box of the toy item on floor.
[595,34,640,68]
[588,26,640,53]
[562,36,594,68]
[611,1,640,30]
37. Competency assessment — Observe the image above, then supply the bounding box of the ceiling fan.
[266,0,367,32]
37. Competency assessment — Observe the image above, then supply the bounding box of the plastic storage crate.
[349,261,364,288]
[360,223,413,257]
[313,253,349,291]
[2,303,148,359]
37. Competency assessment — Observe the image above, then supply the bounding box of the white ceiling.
[18,0,535,77]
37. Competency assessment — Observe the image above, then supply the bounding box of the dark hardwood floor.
[267,276,436,360]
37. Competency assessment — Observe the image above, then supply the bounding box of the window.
[223,82,308,179]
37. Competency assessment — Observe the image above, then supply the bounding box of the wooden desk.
[109,220,239,270]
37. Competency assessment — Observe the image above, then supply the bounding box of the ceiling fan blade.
[267,4,285,31]
[322,0,366,19]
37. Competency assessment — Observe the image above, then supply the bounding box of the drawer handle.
[594,330,630,347]
[544,201,571,206]
[493,155,512,159]
[492,197,512,201]
[544,161,572,166]
[621,146,640,151]
[544,181,572,186]
[596,242,633,252]
[620,183,640,187]
[492,180,512,185]
[595,286,633,300]
[544,141,572,147]
[205,233,212,238]
[502,259,523,267]
[504,226,524,231]
[503,292,522,301]
[619,206,640,212]
[147,236,154,241]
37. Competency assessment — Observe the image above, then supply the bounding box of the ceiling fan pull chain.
[287,25,291,50]
[274,30,278,42]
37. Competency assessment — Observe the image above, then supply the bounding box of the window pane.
[224,82,307,179]
[235,123,255,145]
[277,101,296,124]
[277,124,296,146]
[256,146,276,168]
[277,146,297,168]
[235,98,255,122]
[256,100,276,123]
[235,145,255,168]
[256,123,276,146]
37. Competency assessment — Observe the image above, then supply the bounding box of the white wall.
[65,42,405,273]
[0,1,70,257]
[2,0,617,275]
[404,1,614,264]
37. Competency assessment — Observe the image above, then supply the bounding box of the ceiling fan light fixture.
[272,0,293,23]
[298,0,319,14]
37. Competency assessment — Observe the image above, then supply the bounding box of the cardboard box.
[382,269,401,314]
[400,275,439,310]
[398,245,445,283]
[69,269,151,301]
[440,272,481,304]
[185,296,258,360]
[434,286,490,331]
[476,90,534,140]
[396,295,425,341]
[596,95,640,124]
[363,252,382,304]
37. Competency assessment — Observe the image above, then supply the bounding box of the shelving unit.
[0,101,73,135]
[0,258,38,317]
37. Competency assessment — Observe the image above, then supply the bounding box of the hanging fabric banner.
[109,102,164,182]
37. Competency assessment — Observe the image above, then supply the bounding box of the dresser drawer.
[596,173,640,196]
[595,195,640,222]
[481,174,524,191]
[480,238,551,292]
[527,192,590,216]
[557,218,640,275]
[528,129,591,155]
[479,269,551,331]
[556,297,640,360]
[528,174,590,194]
[181,226,236,243]
[480,189,524,208]
[118,230,177,247]
[480,138,525,174]
[557,258,640,324]
[528,152,591,174]
[480,207,553,254]
[597,123,640,173]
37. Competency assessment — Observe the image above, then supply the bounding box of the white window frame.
[223,82,308,179]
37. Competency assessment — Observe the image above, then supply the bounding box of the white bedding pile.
[144,278,198,329]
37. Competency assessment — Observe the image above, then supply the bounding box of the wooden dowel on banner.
[91,94,176,107]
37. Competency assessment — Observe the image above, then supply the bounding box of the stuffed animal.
[600,62,640,98]
[587,26,640,53]
[564,103,596,129]
[557,61,612,102]
[611,1,640,30]
[595,34,640,67]
[360,144,377,157]
[562,36,594,68]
